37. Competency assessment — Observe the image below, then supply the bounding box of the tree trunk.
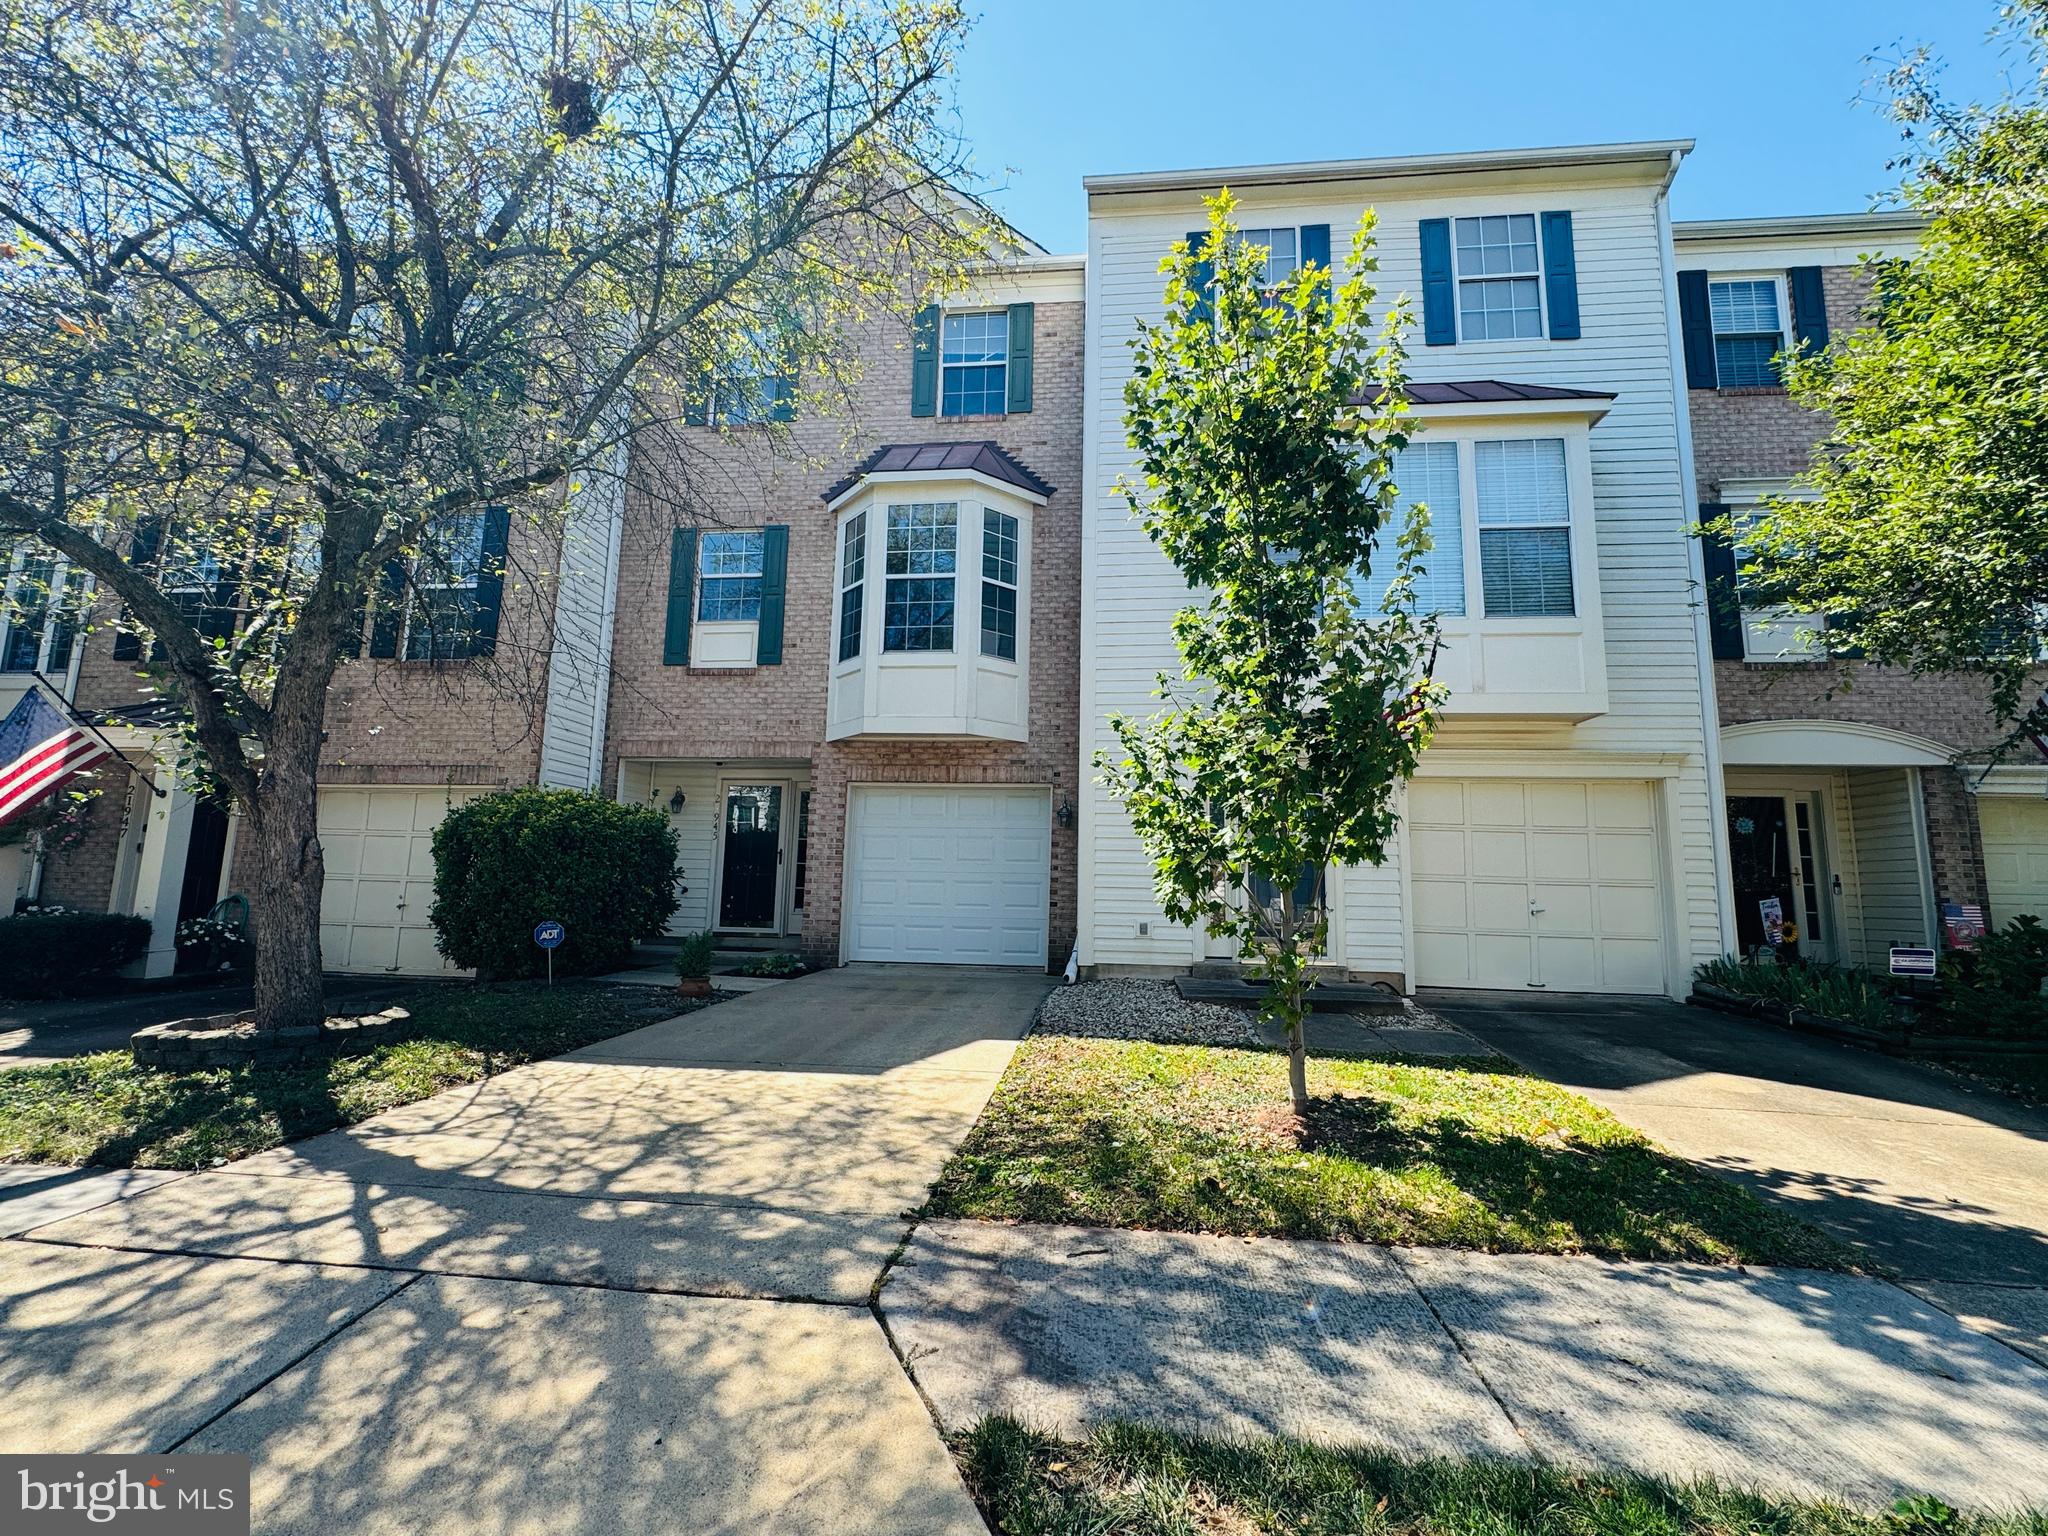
[1286,1013,1309,1117]
[241,728,327,1034]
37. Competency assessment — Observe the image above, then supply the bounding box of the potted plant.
[674,930,716,999]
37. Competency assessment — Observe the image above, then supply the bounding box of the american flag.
[0,687,112,827]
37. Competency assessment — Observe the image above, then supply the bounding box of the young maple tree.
[1102,196,1445,1117]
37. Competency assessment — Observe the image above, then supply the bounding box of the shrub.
[673,930,716,979]
[430,788,680,980]
[0,908,152,998]
[1693,954,1897,1031]
[738,951,807,978]
[1935,915,2048,1040]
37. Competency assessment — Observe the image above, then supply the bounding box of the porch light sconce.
[668,788,687,815]
[1056,796,1075,830]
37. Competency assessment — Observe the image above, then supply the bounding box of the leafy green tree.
[0,0,979,1030]
[1102,196,1445,1117]
[1736,2,2048,735]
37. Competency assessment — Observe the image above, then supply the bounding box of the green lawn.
[0,981,699,1169]
[924,1036,1860,1267]
[956,1418,2020,1536]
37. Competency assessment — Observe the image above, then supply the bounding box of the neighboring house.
[601,253,1085,970]
[1077,142,1733,1000]
[1678,211,2048,962]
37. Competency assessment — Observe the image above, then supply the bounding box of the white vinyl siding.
[538,438,624,789]
[1079,178,1725,991]
[1842,768,1933,965]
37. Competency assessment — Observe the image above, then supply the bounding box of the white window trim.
[0,548,81,677]
[401,511,487,661]
[696,529,767,623]
[939,310,1009,419]
[1706,271,1792,390]
[979,507,1021,662]
[835,510,867,664]
[1727,488,1825,663]
[1397,428,1590,626]
[1451,212,1546,343]
[879,501,961,654]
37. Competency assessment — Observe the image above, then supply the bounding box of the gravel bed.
[1032,979,1260,1047]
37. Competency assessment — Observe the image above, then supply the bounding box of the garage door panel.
[1409,781,1466,824]
[1412,777,1666,995]
[1981,799,2048,924]
[319,786,476,977]
[847,787,1049,967]
[357,836,410,879]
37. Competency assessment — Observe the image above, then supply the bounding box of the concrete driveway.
[0,964,1053,1533]
[1428,990,2048,1364]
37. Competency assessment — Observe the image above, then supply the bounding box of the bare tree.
[0,0,985,1029]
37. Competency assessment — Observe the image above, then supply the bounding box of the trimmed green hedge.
[0,909,152,998]
[429,788,680,980]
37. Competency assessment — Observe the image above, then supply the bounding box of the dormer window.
[883,503,958,651]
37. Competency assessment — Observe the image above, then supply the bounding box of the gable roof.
[822,441,1056,504]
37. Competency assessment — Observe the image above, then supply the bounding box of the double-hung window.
[0,553,81,674]
[1709,279,1786,389]
[1234,226,1300,300]
[1475,439,1574,617]
[940,312,1008,417]
[1454,214,1543,340]
[1378,441,1467,616]
[883,503,957,651]
[405,510,486,660]
[980,509,1019,659]
[837,512,866,661]
[697,531,765,621]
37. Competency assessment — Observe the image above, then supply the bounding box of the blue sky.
[950,1,2013,252]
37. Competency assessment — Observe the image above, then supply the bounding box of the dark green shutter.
[1005,302,1034,414]
[110,518,163,660]
[1540,211,1580,340]
[467,506,510,657]
[1419,219,1455,346]
[1698,504,1744,661]
[366,558,407,658]
[1678,270,1717,389]
[1788,266,1829,355]
[1185,230,1214,327]
[768,369,796,422]
[755,524,787,665]
[682,373,710,427]
[662,527,696,666]
[910,305,939,417]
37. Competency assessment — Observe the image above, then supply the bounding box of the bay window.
[837,512,866,662]
[883,503,957,652]
[981,509,1019,659]
[1475,438,1574,618]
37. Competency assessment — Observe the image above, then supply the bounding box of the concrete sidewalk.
[882,1219,2048,1512]
[1,966,1053,1533]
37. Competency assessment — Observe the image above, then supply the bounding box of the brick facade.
[1688,250,2002,921]
[603,292,1085,968]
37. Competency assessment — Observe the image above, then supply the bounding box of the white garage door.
[1979,796,2048,926]
[845,786,1050,967]
[319,786,482,976]
[1410,778,1667,994]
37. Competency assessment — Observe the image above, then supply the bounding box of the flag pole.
[29,670,167,799]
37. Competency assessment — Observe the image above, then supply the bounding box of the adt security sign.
[534,920,566,985]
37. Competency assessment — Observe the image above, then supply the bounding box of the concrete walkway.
[0,965,1052,1533]
[882,1219,2048,1512]
[1426,991,2048,1365]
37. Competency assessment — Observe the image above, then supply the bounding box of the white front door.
[1409,778,1667,994]
[844,785,1050,966]
[319,786,481,975]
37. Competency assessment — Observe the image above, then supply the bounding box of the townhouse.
[1678,211,2048,961]
[1078,142,1730,999]
[11,139,2046,996]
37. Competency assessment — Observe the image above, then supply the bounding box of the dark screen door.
[719,784,782,929]
[1726,794,1796,957]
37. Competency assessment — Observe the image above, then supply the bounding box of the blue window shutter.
[1300,223,1331,272]
[910,305,939,417]
[1005,302,1035,414]
[663,528,696,666]
[1698,505,1744,661]
[1185,230,1215,327]
[110,518,163,660]
[1419,219,1455,346]
[756,525,788,665]
[1540,211,1580,341]
[468,506,510,657]
[1678,270,1718,389]
[1788,266,1829,354]
[367,557,407,659]
[768,369,797,423]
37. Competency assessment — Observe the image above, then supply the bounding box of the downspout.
[1656,149,1737,958]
